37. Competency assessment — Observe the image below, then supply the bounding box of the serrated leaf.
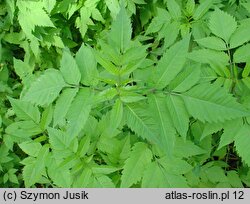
[121,142,152,187]
[162,21,180,48]
[159,157,192,175]
[209,9,237,42]
[75,44,99,86]
[166,95,189,139]
[171,64,201,93]
[233,44,250,63]
[218,119,243,149]
[154,35,190,89]
[13,58,33,80]
[227,171,243,187]
[43,0,56,13]
[60,49,81,85]
[230,20,250,48]
[142,162,166,187]
[109,3,132,53]
[23,146,49,187]
[145,8,170,35]
[40,105,54,130]
[181,83,249,123]
[8,97,40,123]
[174,138,206,158]
[94,50,119,75]
[23,69,66,106]
[234,125,250,166]
[73,167,93,187]
[66,88,92,137]
[201,121,224,140]
[48,128,72,151]
[149,95,176,156]
[19,141,42,157]
[93,175,115,187]
[193,0,213,20]
[103,99,123,137]
[47,158,73,187]
[17,1,54,38]
[53,88,78,127]
[124,104,158,144]
[196,37,227,51]
[167,0,181,19]
[188,49,229,65]
[205,166,228,183]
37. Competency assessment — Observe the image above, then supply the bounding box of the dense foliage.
[1,0,250,188]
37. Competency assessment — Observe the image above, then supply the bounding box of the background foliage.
[1,0,250,187]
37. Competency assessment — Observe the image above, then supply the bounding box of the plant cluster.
[1,0,250,187]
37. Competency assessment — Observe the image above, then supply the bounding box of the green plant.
[1,0,250,188]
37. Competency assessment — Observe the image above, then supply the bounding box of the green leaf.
[121,142,152,187]
[19,141,42,157]
[60,49,81,85]
[77,135,91,157]
[188,49,229,65]
[66,88,93,137]
[8,97,40,123]
[124,104,157,144]
[43,0,57,13]
[227,171,243,187]
[53,88,78,127]
[149,95,176,156]
[47,158,73,187]
[154,35,190,89]
[73,167,93,187]
[109,3,132,53]
[13,58,33,80]
[230,20,250,48]
[23,146,49,187]
[92,175,115,187]
[201,121,224,140]
[233,44,250,63]
[159,157,192,175]
[218,119,243,149]
[40,105,54,130]
[234,125,250,166]
[6,121,43,139]
[195,37,227,51]
[170,64,201,93]
[145,8,170,35]
[166,95,189,139]
[162,21,180,48]
[75,44,99,86]
[209,9,237,42]
[103,99,123,137]
[23,69,66,106]
[193,0,213,20]
[181,83,249,123]
[205,166,228,183]
[94,50,119,75]
[17,1,54,38]
[48,128,72,151]
[142,162,169,187]
[167,0,181,19]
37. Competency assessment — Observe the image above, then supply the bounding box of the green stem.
[226,44,236,93]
